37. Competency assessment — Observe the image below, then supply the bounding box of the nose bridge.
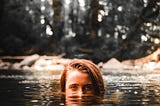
[78,87,85,96]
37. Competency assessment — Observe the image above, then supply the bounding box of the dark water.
[0,69,160,106]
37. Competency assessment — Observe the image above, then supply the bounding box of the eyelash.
[69,85,93,91]
[84,85,93,90]
[70,85,78,90]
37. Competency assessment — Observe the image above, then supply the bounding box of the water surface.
[0,69,160,106]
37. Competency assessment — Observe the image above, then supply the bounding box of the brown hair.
[60,59,105,97]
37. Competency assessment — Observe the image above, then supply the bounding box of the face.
[65,70,95,98]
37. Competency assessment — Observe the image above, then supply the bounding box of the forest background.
[0,0,159,63]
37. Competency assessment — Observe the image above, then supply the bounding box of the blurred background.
[0,0,159,63]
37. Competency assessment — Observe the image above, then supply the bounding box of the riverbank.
[0,54,160,73]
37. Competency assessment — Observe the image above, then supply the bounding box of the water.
[103,69,160,106]
[0,69,160,106]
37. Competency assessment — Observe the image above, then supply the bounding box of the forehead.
[66,69,89,78]
[66,70,92,84]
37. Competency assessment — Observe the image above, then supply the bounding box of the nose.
[77,88,84,96]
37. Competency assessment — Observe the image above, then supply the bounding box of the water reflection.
[65,95,104,106]
[0,69,160,105]
[103,70,160,106]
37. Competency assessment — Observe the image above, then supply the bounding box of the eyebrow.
[69,83,93,86]
[69,84,79,86]
[84,84,94,87]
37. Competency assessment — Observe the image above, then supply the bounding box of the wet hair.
[60,59,105,97]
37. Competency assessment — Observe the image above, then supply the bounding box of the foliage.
[0,0,159,63]
[0,0,54,55]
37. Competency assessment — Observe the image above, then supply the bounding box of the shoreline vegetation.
[0,48,160,73]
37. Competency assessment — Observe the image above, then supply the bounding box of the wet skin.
[65,70,95,98]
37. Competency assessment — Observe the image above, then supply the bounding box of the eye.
[69,84,79,91]
[84,84,94,91]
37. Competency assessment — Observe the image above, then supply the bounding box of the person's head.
[60,59,105,98]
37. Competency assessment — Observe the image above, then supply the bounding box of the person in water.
[60,59,105,98]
